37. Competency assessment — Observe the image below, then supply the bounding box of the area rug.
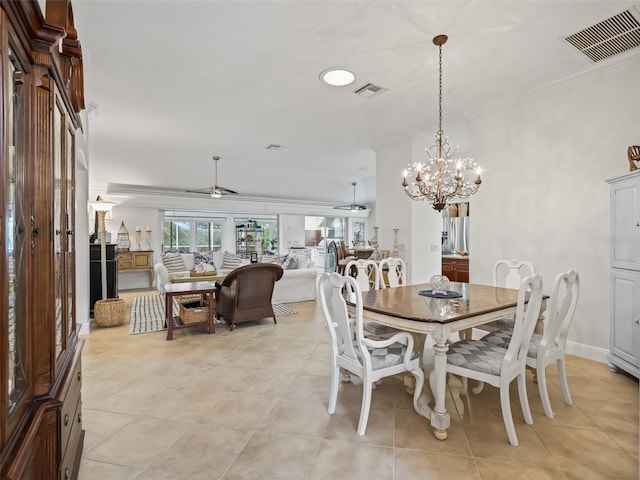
[129,294,179,335]
[272,303,297,316]
[130,295,297,335]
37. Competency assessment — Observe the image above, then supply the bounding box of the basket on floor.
[94,298,125,327]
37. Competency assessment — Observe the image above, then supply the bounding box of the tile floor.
[79,289,639,479]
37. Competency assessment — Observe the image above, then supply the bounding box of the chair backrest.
[493,259,536,289]
[378,257,406,288]
[221,263,284,304]
[502,274,544,373]
[318,272,367,371]
[327,241,338,272]
[542,270,580,352]
[344,259,381,291]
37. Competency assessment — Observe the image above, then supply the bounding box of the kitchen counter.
[442,254,470,259]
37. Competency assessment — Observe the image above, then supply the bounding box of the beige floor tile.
[394,449,480,479]
[309,439,394,480]
[474,458,566,480]
[324,405,396,447]
[221,431,321,480]
[576,396,639,458]
[84,416,191,469]
[204,391,280,430]
[81,409,138,452]
[395,408,472,456]
[79,293,640,479]
[534,422,639,479]
[78,459,144,479]
[146,423,253,480]
[259,395,331,437]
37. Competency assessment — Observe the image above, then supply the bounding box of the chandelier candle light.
[402,34,482,211]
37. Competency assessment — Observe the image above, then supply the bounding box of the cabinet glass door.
[53,99,64,357]
[5,46,28,415]
[66,127,75,339]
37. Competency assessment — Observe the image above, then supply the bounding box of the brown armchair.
[215,263,284,330]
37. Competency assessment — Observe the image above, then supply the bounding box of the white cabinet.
[607,170,640,378]
[609,269,639,376]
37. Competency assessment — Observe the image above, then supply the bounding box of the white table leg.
[429,334,451,440]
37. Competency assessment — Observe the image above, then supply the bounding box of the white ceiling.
[72,1,639,208]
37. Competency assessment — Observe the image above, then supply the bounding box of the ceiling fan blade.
[185,188,211,195]
[334,204,367,211]
[216,185,238,195]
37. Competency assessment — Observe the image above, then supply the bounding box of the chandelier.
[402,34,482,212]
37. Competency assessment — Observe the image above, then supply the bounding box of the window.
[196,221,222,252]
[163,215,224,253]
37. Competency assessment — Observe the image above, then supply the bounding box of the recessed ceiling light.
[320,67,355,86]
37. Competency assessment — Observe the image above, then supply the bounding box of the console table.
[117,250,154,288]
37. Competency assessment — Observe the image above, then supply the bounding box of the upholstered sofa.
[153,251,318,303]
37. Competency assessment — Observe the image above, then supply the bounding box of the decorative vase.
[369,226,381,261]
[135,227,142,250]
[429,275,450,295]
[145,227,152,250]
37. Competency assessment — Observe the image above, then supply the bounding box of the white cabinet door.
[609,269,640,378]
[609,172,640,270]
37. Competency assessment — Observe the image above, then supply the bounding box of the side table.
[164,281,216,340]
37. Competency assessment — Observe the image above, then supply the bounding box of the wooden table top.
[356,282,521,324]
[164,281,216,295]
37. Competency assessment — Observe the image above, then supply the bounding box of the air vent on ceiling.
[353,83,388,99]
[564,8,640,63]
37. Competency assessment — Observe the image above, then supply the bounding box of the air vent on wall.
[353,82,388,99]
[564,8,640,63]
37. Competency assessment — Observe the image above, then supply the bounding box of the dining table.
[348,282,546,441]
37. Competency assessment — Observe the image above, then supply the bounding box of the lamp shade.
[90,195,116,212]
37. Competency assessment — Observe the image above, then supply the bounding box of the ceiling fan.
[186,156,238,198]
[334,182,367,212]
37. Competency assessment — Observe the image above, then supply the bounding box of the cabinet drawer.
[118,259,133,270]
[60,400,83,480]
[60,359,82,456]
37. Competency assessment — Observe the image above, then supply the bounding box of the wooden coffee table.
[164,281,216,340]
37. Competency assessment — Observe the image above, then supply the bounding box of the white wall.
[375,135,442,284]
[467,58,640,361]
[280,214,306,250]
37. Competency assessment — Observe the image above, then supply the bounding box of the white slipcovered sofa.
[153,251,318,304]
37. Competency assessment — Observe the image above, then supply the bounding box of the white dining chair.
[378,257,406,288]
[344,258,396,336]
[439,274,544,446]
[482,270,580,418]
[318,272,424,436]
[344,258,382,291]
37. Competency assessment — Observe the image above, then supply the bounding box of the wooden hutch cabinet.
[1,1,86,479]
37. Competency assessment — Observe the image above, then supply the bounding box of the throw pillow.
[221,251,243,269]
[162,253,186,272]
[282,255,298,270]
[193,251,216,268]
[261,254,279,264]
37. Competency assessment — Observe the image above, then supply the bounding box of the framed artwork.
[352,221,365,246]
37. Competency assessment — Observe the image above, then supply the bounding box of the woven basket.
[94,298,125,327]
[179,301,209,324]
